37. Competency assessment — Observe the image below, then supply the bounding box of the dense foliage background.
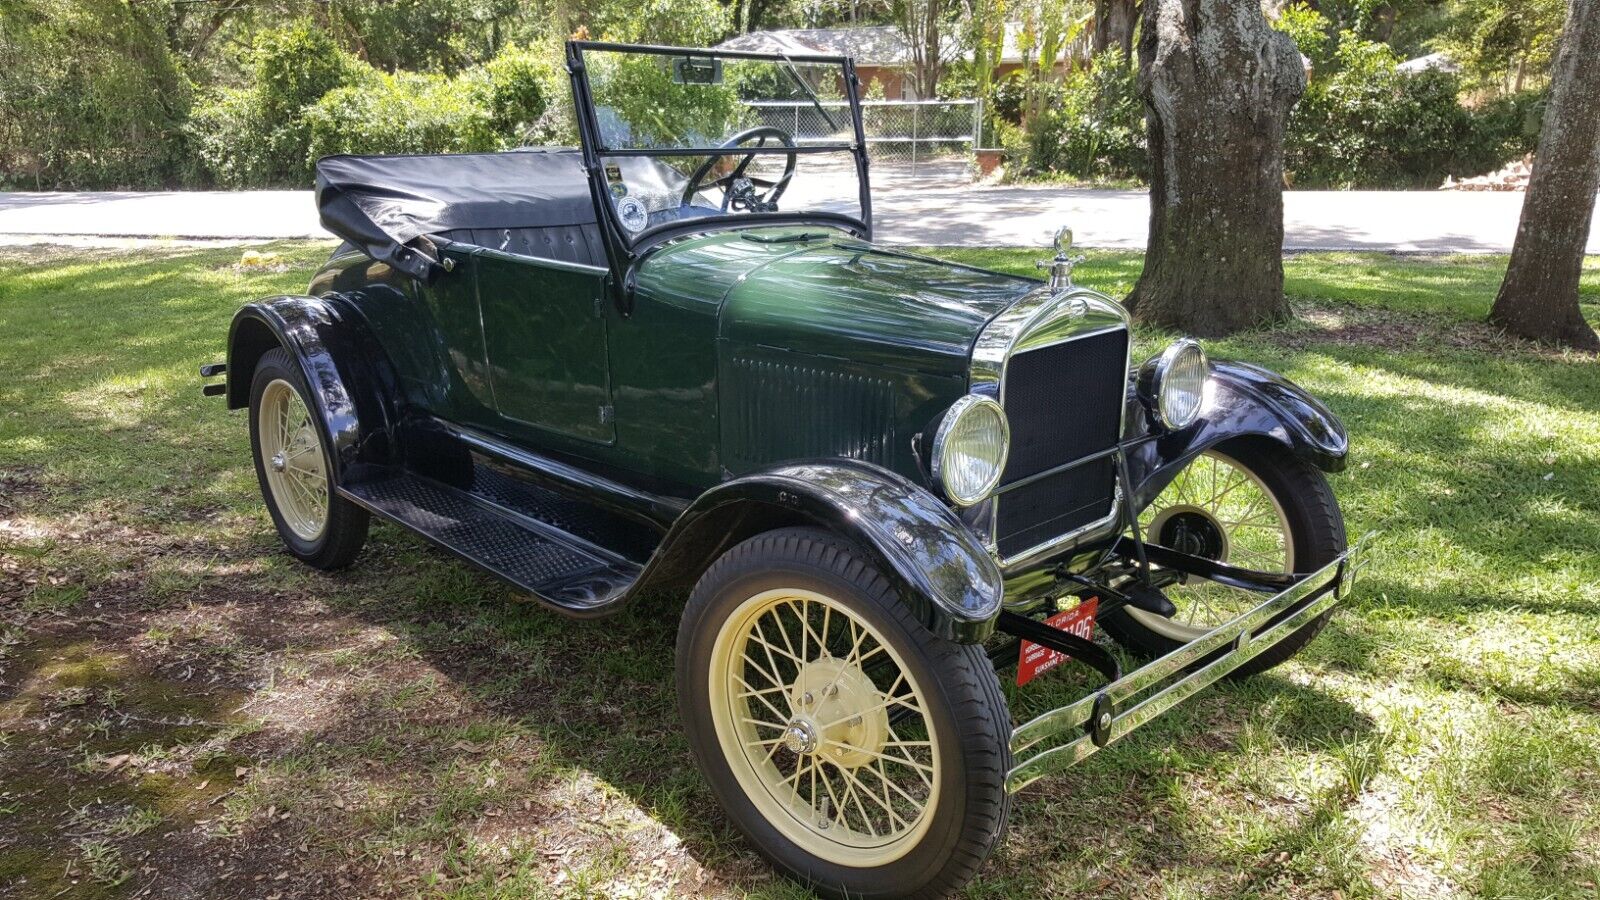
[0,0,1561,190]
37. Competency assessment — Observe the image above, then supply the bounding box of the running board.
[340,470,643,616]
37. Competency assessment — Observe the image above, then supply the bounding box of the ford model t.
[204,41,1366,898]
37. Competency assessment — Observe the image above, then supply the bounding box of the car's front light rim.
[1143,338,1209,430]
[932,394,1010,507]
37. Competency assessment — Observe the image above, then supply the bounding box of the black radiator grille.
[994,327,1128,558]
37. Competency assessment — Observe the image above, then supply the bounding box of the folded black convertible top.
[314,149,596,279]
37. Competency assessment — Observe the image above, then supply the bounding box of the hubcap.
[257,379,329,542]
[1134,450,1294,640]
[782,719,818,755]
[708,588,940,866]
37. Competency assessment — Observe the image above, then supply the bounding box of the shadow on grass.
[288,553,1379,897]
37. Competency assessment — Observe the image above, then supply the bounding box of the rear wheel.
[1100,440,1345,678]
[248,348,369,570]
[677,527,1010,899]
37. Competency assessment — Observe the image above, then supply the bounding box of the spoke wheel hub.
[788,657,888,769]
[1154,507,1229,561]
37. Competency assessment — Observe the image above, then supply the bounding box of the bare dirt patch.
[0,482,756,898]
[1282,302,1598,359]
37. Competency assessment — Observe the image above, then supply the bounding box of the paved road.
[2,185,1595,252]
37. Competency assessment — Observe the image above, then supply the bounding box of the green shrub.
[0,0,192,189]
[477,43,559,139]
[1288,35,1487,188]
[988,72,1027,126]
[191,35,572,184]
[994,119,1028,167]
[186,88,269,189]
[254,22,360,125]
[587,0,732,46]
[188,21,365,187]
[1465,88,1546,168]
[306,71,501,159]
[1020,52,1147,182]
[1272,2,1335,71]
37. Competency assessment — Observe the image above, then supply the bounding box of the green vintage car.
[204,41,1366,899]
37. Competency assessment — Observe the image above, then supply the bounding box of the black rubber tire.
[248,348,370,570]
[1100,439,1346,679]
[677,527,1011,900]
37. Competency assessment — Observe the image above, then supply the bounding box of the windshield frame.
[566,40,873,263]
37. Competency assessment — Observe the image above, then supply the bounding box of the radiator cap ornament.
[1039,225,1087,291]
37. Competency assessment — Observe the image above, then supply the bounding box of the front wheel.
[677,527,1010,899]
[1100,440,1346,678]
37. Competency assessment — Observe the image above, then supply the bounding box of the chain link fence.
[744,99,981,181]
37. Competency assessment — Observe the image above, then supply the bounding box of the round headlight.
[932,395,1010,507]
[1144,338,1209,430]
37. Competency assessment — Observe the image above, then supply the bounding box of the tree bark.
[1124,0,1305,336]
[1094,0,1139,59]
[1488,0,1600,350]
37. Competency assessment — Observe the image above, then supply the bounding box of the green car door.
[474,248,615,444]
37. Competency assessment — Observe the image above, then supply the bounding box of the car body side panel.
[607,279,722,490]
[476,249,615,443]
[308,248,497,428]
[610,230,815,491]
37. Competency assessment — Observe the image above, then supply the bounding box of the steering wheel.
[682,126,798,213]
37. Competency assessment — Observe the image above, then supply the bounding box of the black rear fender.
[226,295,399,481]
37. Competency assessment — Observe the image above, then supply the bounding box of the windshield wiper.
[779,53,840,135]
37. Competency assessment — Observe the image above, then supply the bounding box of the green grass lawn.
[1,243,1597,899]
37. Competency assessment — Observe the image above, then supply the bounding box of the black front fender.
[637,459,1003,643]
[225,295,399,481]
[1126,360,1348,509]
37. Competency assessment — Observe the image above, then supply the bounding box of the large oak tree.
[1124,0,1306,336]
[1488,0,1600,351]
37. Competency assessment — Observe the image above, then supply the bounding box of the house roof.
[1397,51,1459,74]
[715,23,1074,67]
[716,26,918,64]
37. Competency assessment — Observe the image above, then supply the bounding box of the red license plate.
[1016,597,1099,687]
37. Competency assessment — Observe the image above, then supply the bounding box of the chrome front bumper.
[1005,532,1374,793]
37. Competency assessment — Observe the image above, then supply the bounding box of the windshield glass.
[576,45,866,241]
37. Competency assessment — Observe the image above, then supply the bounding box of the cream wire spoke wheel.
[1133,449,1294,641]
[680,528,1011,896]
[247,348,368,571]
[708,588,940,866]
[257,378,329,541]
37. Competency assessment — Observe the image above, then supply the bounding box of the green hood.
[720,238,1038,377]
[634,228,1039,379]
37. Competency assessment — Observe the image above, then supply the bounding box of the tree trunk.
[1094,0,1139,59]
[1124,0,1306,336]
[1488,0,1600,350]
